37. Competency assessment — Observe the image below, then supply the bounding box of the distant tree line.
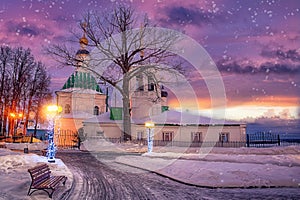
[0,46,51,137]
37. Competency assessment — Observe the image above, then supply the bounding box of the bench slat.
[34,176,65,189]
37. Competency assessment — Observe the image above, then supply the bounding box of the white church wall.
[83,122,246,143]
[138,124,246,142]
[57,91,106,115]
[83,122,122,138]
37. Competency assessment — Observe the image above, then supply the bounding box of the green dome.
[62,71,102,92]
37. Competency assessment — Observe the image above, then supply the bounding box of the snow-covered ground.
[82,140,300,187]
[79,139,300,188]
[0,148,72,200]
[4,142,48,151]
[113,145,300,188]
[82,140,300,188]
[0,142,299,199]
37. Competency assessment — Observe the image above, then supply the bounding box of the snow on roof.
[84,110,243,125]
[61,111,96,119]
[58,87,104,95]
[140,110,242,125]
[84,112,123,124]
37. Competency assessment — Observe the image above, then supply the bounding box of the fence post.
[278,134,280,146]
[262,132,265,147]
[246,134,250,147]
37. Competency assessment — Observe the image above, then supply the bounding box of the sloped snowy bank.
[0,149,72,200]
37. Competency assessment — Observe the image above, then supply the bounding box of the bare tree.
[9,48,35,135]
[0,46,51,137]
[24,62,51,137]
[48,5,182,141]
[0,46,12,136]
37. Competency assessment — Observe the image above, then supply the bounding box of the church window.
[65,104,71,114]
[94,106,99,115]
[191,132,202,142]
[219,132,230,142]
[148,76,155,91]
[162,132,173,141]
[136,75,144,91]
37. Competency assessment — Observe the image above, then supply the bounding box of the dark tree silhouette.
[0,46,51,137]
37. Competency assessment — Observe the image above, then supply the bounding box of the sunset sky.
[0,0,299,121]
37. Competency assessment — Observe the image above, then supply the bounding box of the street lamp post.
[46,105,62,163]
[145,122,155,153]
[9,112,23,142]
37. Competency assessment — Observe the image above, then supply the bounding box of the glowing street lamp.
[145,121,155,153]
[9,112,23,119]
[47,105,62,116]
[46,105,62,163]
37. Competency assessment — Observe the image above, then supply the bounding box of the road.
[57,151,300,200]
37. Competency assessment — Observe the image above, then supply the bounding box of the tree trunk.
[122,75,131,141]
[33,99,42,139]
[23,97,33,136]
[2,102,8,137]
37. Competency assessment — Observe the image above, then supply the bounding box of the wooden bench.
[27,164,67,198]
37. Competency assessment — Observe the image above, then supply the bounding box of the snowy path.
[57,151,154,199]
[57,151,300,200]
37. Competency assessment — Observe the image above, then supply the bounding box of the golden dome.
[80,35,88,46]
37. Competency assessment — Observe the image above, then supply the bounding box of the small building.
[83,110,246,146]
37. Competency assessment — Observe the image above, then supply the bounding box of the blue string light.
[47,116,56,163]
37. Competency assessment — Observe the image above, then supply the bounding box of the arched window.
[94,106,99,115]
[148,76,155,91]
[136,74,144,91]
[65,104,71,114]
